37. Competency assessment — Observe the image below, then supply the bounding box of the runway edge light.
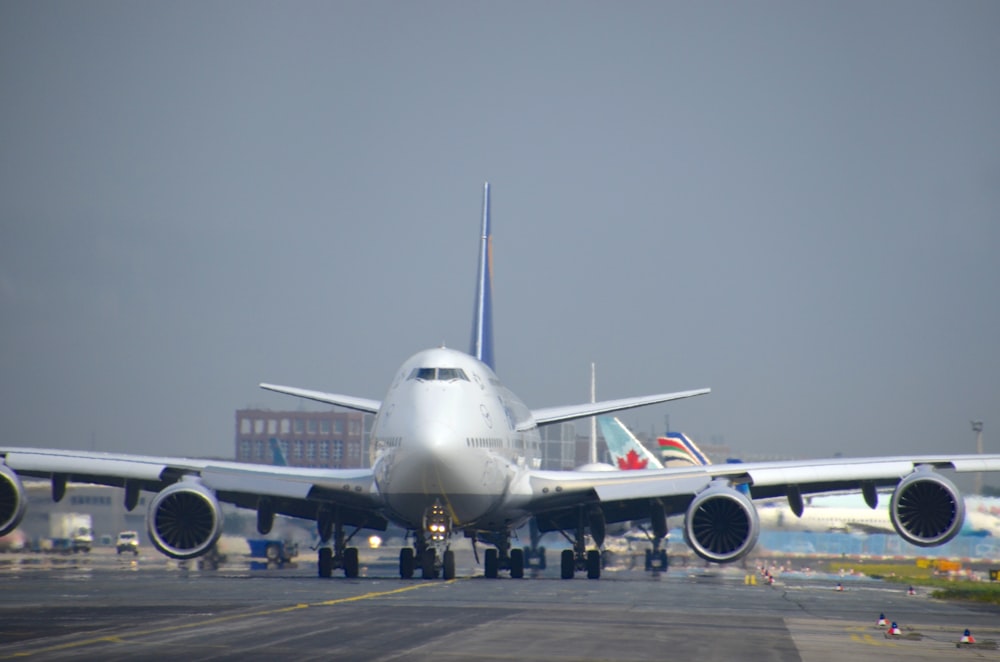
[887,622,902,636]
[877,613,887,627]
[960,629,976,644]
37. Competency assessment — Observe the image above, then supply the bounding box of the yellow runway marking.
[2,580,457,659]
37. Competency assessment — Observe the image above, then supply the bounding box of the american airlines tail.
[469,182,495,371]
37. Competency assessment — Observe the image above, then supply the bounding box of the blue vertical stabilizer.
[470,182,495,371]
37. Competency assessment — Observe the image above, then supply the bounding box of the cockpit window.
[408,367,469,382]
[412,368,437,381]
[436,368,466,381]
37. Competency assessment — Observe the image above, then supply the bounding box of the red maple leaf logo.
[616,450,648,470]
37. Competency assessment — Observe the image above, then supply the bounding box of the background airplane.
[601,417,1000,539]
[3,184,1000,582]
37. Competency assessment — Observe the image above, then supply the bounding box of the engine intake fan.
[890,468,965,547]
[684,482,760,563]
[0,465,27,536]
[147,479,223,559]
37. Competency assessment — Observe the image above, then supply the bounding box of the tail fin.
[269,438,289,466]
[470,182,495,371]
[598,416,663,470]
[658,432,711,466]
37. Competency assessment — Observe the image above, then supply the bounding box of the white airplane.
[3,183,1000,581]
[757,493,1000,537]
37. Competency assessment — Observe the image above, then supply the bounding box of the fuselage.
[369,347,541,532]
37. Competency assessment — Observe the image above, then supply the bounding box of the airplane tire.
[400,547,415,579]
[344,547,360,578]
[586,550,601,580]
[318,547,333,578]
[510,548,525,579]
[484,548,499,578]
[442,550,456,580]
[421,549,438,579]
[560,549,575,579]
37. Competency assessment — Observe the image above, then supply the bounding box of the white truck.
[49,513,94,553]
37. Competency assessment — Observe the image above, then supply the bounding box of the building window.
[349,420,361,436]
[267,419,277,435]
[281,419,290,434]
[334,420,344,434]
[332,441,343,461]
[294,419,304,433]
[240,441,252,460]
[294,441,303,459]
[307,441,316,460]
[320,420,331,434]
[319,441,329,460]
[240,419,252,434]
[254,419,264,434]
[307,420,317,434]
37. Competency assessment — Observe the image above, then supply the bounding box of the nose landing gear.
[399,500,456,580]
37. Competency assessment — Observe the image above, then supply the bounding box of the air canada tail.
[598,416,662,470]
[470,182,495,371]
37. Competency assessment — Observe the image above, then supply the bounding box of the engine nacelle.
[147,479,223,559]
[889,468,965,547]
[0,464,28,536]
[684,482,760,563]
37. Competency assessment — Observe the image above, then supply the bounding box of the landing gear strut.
[522,518,547,571]
[316,507,361,578]
[643,500,669,574]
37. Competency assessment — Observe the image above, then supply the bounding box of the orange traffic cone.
[877,613,887,627]
[887,622,902,636]
[960,629,976,644]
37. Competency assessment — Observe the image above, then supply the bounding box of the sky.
[1,2,998,469]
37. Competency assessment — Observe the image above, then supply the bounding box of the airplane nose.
[410,417,456,454]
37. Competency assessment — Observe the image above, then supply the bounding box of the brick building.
[235,409,371,468]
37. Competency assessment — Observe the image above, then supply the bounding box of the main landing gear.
[316,508,361,578]
[480,530,526,579]
[399,501,456,580]
[556,506,604,579]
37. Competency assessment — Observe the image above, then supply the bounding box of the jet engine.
[147,479,223,559]
[684,482,760,563]
[889,468,965,547]
[0,464,27,536]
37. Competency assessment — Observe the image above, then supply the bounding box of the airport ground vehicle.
[248,538,298,568]
[49,513,93,553]
[116,530,139,555]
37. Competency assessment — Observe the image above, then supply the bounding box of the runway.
[1,549,998,661]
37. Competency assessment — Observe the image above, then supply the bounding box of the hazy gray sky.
[2,2,997,465]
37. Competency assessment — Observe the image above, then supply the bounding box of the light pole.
[972,421,984,495]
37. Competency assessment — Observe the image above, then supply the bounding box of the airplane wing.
[522,454,1000,550]
[259,383,381,414]
[0,447,386,543]
[528,388,710,428]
